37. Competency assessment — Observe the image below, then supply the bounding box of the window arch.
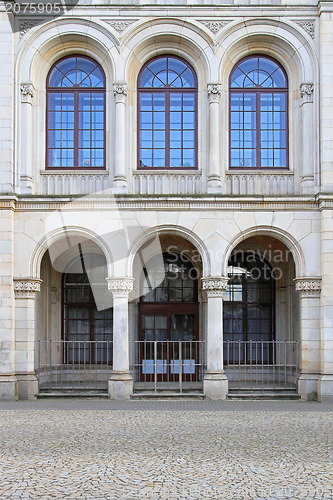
[229,55,288,169]
[46,55,106,169]
[138,56,197,169]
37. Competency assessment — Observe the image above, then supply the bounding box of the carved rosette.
[20,83,34,104]
[19,21,38,39]
[300,83,314,103]
[202,277,229,298]
[201,21,229,34]
[14,279,42,299]
[107,278,134,298]
[113,83,128,104]
[294,278,321,298]
[207,83,222,103]
[296,21,315,39]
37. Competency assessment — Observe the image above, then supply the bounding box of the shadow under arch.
[127,225,211,278]
[30,226,114,279]
[222,226,305,279]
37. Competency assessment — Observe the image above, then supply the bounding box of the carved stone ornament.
[14,279,42,299]
[202,277,229,298]
[19,21,38,39]
[296,21,315,39]
[300,83,314,103]
[294,278,321,298]
[201,21,230,34]
[113,83,128,103]
[20,83,34,103]
[107,278,134,298]
[207,83,222,103]
[106,20,135,32]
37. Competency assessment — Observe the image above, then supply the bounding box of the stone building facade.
[0,0,332,401]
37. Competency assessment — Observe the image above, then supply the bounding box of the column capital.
[294,277,321,298]
[107,278,134,298]
[14,278,42,299]
[300,83,314,103]
[207,83,222,103]
[113,82,128,103]
[20,82,34,104]
[202,277,229,298]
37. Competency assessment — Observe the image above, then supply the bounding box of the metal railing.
[36,340,113,392]
[133,340,205,394]
[223,340,299,391]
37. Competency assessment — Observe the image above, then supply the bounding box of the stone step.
[227,391,300,400]
[37,392,108,399]
[132,391,205,399]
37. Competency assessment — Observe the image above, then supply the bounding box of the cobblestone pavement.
[0,401,332,499]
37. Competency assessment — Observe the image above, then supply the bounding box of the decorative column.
[202,277,229,399]
[20,83,35,193]
[294,277,321,400]
[207,83,222,193]
[112,82,128,193]
[14,278,42,399]
[300,83,314,193]
[107,278,134,399]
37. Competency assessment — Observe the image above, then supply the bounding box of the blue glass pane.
[261,112,273,129]
[261,130,273,149]
[180,68,195,88]
[170,150,182,167]
[153,94,165,111]
[91,149,104,167]
[170,94,182,111]
[77,71,90,86]
[231,94,243,110]
[243,75,256,88]
[141,130,152,149]
[62,94,74,111]
[259,57,279,75]
[62,130,74,148]
[153,112,165,129]
[78,150,91,167]
[140,150,152,168]
[170,130,181,148]
[168,58,187,78]
[79,94,91,111]
[244,94,256,111]
[261,94,273,111]
[140,94,152,111]
[244,130,256,148]
[231,112,243,129]
[183,94,195,109]
[183,112,195,129]
[274,149,286,167]
[153,150,165,168]
[183,149,195,167]
[231,130,243,148]
[261,149,273,167]
[147,58,168,76]
[92,130,104,148]
[244,112,256,129]
[258,70,272,86]
[92,112,104,129]
[79,130,91,148]
[154,70,168,86]
[244,149,256,167]
[230,68,246,88]
[153,131,165,148]
[140,112,152,129]
[49,68,64,87]
[274,112,286,128]
[91,94,104,111]
[274,130,286,148]
[167,70,180,87]
[62,112,74,129]
[62,149,74,167]
[48,149,61,167]
[271,68,286,87]
[183,130,195,149]
[238,57,259,77]
[170,112,182,128]
[274,93,286,111]
[231,149,242,167]
[49,130,61,148]
[79,112,90,129]
[48,93,62,111]
[64,68,77,86]
[140,68,154,88]
[61,76,75,88]
[49,112,61,129]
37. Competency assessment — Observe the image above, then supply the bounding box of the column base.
[0,376,18,401]
[207,176,222,194]
[108,371,133,400]
[317,374,333,403]
[16,373,39,400]
[203,371,228,400]
[112,176,127,194]
[298,374,319,401]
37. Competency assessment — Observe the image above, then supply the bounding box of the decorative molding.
[201,20,230,33]
[113,82,128,104]
[294,278,321,298]
[20,82,34,104]
[296,20,315,39]
[107,278,134,298]
[14,279,42,299]
[207,83,222,103]
[106,20,135,32]
[300,83,314,103]
[19,21,38,39]
[202,277,229,298]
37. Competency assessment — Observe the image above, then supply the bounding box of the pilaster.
[19,82,35,193]
[300,83,315,193]
[112,83,128,194]
[207,84,222,193]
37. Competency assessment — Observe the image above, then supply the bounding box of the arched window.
[138,56,197,169]
[47,55,105,169]
[229,56,288,169]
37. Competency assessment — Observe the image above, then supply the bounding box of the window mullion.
[165,91,170,168]
[257,91,261,168]
[74,91,79,168]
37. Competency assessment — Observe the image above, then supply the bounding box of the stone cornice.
[14,279,42,299]
[294,278,321,298]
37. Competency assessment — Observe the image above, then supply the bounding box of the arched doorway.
[137,251,200,386]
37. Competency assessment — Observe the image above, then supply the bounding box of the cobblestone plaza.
[0,400,332,499]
